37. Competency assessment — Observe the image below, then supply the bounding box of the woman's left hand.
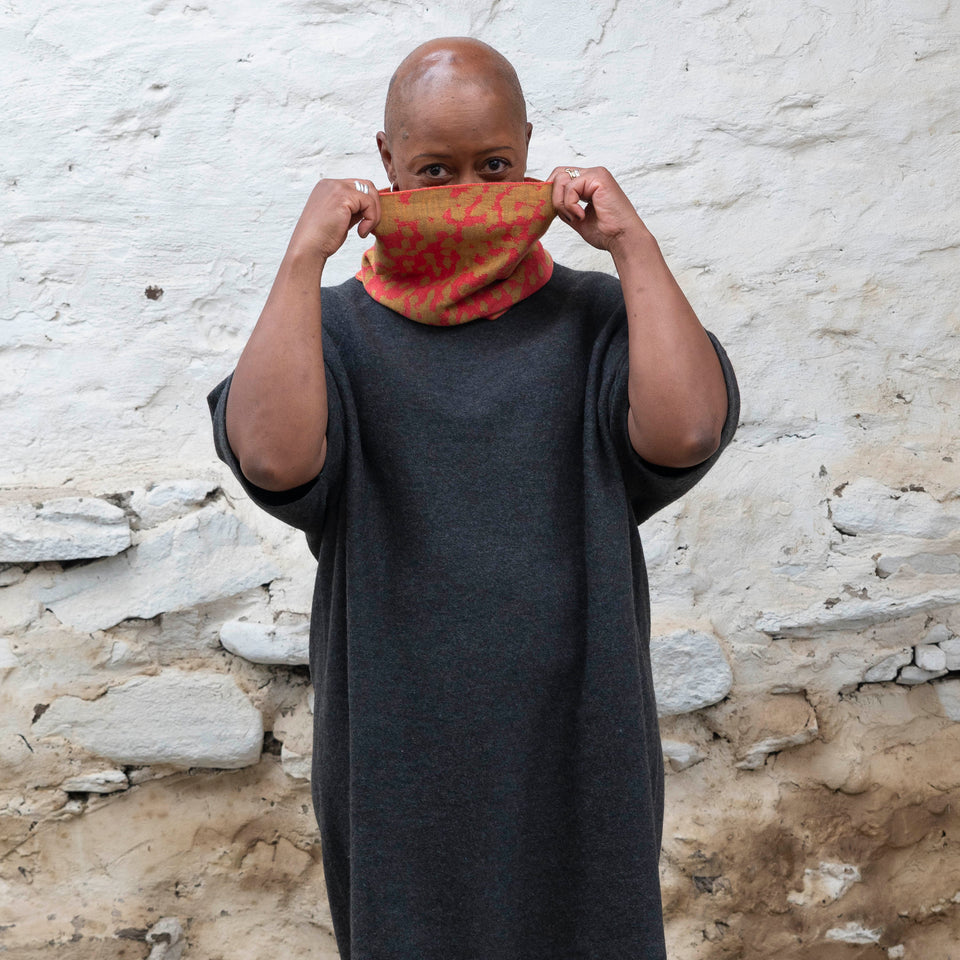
[547,165,650,257]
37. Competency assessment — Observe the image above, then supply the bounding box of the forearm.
[225,247,330,491]
[611,227,728,468]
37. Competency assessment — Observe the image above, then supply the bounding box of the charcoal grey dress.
[208,264,739,960]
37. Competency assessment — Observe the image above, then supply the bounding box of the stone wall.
[2,1,958,957]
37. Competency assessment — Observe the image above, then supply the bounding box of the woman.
[210,36,738,960]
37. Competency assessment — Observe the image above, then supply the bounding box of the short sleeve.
[601,326,740,526]
[206,365,346,540]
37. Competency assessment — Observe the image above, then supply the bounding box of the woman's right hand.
[287,178,382,263]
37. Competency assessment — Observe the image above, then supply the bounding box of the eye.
[484,158,510,174]
[419,164,448,179]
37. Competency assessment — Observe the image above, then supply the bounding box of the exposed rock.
[941,637,960,671]
[0,565,24,587]
[935,680,960,721]
[897,665,947,685]
[60,769,129,793]
[34,672,263,768]
[661,740,706,772]
[146,917,185,960]
[0,636,19,672]
[281,745,312,781]
[732,696,819,770]
[824,921,882,944]
[756,589,960,637]
[787,862,861,906]
[924,624,954,645]
[877,551,960,577]
[650,630,733,716]
[0,568,45,632]
[0,496,130,562]
[220,619,310,665]
[915,643,947,672]
[831,478,960,538]
[863,650,912,683]
[130,479,218,527]
[39,506,279,631]
[273,690,314,779]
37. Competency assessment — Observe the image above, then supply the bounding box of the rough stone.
[661,740,706,772]
[925,624,954,645]
[0,636,19,672]
[733,697,819,770]
[281,745,312,781]
[650,630,733,716]
[0,565,24,587]
[863,650,913,683]
[146,917,185,960]
[876,551,960,577]
[0,496,130,562]
[935,680,960,721]
[39,506,279,631]
[787,862,861,906]
[825,922,882,945]
[831,478,960,538]
[60,769,129,793]
[915,643,947,673]
[897,665,947,686]
[756,589,960,638]
[220,618,310,665]
[33,672,263,768]
[940,637,960,671]
[0,568,46,632]
[129,479,218,528]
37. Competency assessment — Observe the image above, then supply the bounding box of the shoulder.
[318,277,381,364]
[320,277,370,333]
[545,262,624,315]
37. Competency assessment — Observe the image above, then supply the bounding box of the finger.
[548,167,568,214]
[561,180,587,222]
[547,167,581,224]
[347,180,380,238]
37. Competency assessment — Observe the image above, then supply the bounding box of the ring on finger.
[354,180,369,194]
[565,168,581,179]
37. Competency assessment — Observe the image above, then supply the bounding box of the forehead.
[395,94,525,156]
[389,74,525,142]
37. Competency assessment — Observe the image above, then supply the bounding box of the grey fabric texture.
[208,264,739,960]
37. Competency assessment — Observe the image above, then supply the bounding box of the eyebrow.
[410,146,517,163]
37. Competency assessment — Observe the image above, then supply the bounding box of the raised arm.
[225,179,381,491]
[549,166,727,468]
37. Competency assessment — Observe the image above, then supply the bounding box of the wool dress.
[209,263,739,960]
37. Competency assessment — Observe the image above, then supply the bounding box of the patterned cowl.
[356,180,557,326]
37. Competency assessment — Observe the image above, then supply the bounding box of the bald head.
[376,38,533,190]
[384,38,527,141]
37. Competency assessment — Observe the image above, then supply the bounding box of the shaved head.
[384,38,527,141]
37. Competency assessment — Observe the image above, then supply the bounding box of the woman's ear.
[376,131,396,186]
[525,122,533,147]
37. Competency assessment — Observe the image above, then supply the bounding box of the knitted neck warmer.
[356,180,556,326]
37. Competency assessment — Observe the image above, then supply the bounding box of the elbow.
[650,427,721,469]
[628,407,724,468]
[238,442,326,492]
[675,426,723,467]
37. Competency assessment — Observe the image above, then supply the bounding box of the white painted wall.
[3,1,959,956]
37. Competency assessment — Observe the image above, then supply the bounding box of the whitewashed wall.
[3,1,959,957]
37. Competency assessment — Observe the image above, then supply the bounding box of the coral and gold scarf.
[357,180,556,326]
